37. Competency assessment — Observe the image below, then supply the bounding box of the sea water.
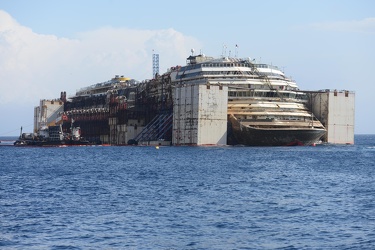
[1,135,375,249]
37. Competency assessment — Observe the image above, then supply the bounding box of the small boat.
[14,125,91,147]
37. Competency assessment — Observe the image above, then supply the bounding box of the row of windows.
[177,71,252,79]
[177,70,284,79]
[256,64,280,70]
[183,63,250,69]
[228,91,308,99]
[199,63,280,70]
[183,62,280,72]
[237,115,306,121]
[201,63,251,68]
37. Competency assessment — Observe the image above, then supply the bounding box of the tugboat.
[14,122,90,147]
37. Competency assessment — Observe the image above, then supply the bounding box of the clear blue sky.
[1,0,374,135]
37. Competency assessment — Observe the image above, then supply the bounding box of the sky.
[0,0,374,135]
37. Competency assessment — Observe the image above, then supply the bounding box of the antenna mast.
[222,44,227,57]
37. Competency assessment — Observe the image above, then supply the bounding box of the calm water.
[1,135,375,249]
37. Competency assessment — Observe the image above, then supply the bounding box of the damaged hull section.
[228,115,326,146]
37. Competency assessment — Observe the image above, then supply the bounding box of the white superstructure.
[168,54,326,146]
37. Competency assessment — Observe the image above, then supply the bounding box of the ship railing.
[147,113,172,141]
[134,113,171,142]
[134,112,173,142]
[139,114,172,141]
[307,112,323,128]
[133,115,160,141]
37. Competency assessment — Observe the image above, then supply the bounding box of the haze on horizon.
[1,0,374,135]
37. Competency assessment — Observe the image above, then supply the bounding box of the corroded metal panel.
[327,91,355,144]
[173,84,228,145]
[197,85,228,145]
[309,90,355,144]
[173,84,199,145]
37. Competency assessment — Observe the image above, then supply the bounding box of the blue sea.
[1,135,375,249]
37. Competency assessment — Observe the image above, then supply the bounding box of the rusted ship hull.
[228,116,326,146]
